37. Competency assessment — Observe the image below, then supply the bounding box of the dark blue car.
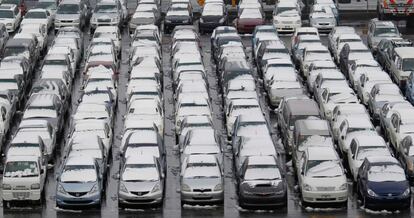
[357,156,411,210]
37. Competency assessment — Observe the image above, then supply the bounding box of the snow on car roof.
[344,116,373,128]
[307,146,337,160]
[365,156,399,164]
[354,135,386,147]
[127,130,158,144]
[187,154,216,163]
[65,155,95,166]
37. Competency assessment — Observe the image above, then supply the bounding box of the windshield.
[4,47,27,57]
[95,4,117,13]
[44,59,67,65]
[37,2,57,9]
[374,27,399,37]
[121,163,158,182]
[306,160,343,177]
[61,165,97,183]
[2,0,19,4]
[0,10,14,18]
[402,58,414,71]
[57,4,80,14]
[368,164,406,182]
[25,12,47,19]
[244,164,281,180]
[4,161,39,178]
[276,6,296,14]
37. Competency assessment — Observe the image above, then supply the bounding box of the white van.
[2,155,46,205]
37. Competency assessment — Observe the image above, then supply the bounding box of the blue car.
[405,71,414,104]
[56,156,104,208]
[357,156,411,210]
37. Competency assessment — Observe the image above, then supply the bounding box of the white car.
[2,155,46,205]
[21,8,52,30]
[0,4,22,32]
[309,4,336,33]
[93,26,121,56]
[347,135,391,181]
[298,146,347,206]
[336,116,377,154]
[272,1,301,33]
[18,23,48,52]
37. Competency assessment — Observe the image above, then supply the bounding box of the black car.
[164,3,192,34]
[237,155,287,209]
[376,38,413,72]
[357,156,411,210]
[199,3,227,34]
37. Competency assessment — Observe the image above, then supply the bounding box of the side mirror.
[40,169,44,174]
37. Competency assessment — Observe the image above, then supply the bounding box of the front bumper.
[56,192,101,208]
[118,191,163,206]
[2,189,41,201]
[91,21,118,29]
[302,189,348,203]
[312,24,335,32]
[55,21,80,30]
[273,23,301,33]
[181,190,223,205]
[365,195,410,210]
[239,192,287,207]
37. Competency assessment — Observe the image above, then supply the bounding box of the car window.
[350,140,357,156]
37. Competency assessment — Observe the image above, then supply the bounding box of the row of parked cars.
[117,24,165,208]
[269,21,413,209]
[1,23,83,206]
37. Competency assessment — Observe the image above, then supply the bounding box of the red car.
[234,7,265,34]
[2,0,26,15]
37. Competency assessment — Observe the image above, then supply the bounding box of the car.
[386,107,414,150]
[367,19,401,53]
[234,7,265,34]
[90,0,124,32]
[54,0,89,31]
[277,99,321,152]
[308,69,343,94]
[328,26,355,53]
[0,4,22,33]
[388,47,414,87]
[118,155,164,207]
[268,81,306,107]
[293,118,332,153]
[357,156,410,210]
[347,59,381,87]
[300,44,332,78]
[164,3,193,34]
[70,119,112,151]
[129,7,160,31]
[347,135,391,181]
[56,156,104,208]
[293,135,334,170]
[2,155,46,206]
[338,42,374,76]
[331,104,370,138]
[199,3,227,34]
[375,38,412,70]
[356,70,392,105]
[18,23,48,53]
[332,33,362,63]
[336,116,377,154]
[180,154,223,206]
[309,4,337,33]
[92,26,121,56]
[297,146,347,206]
[21,8,52,30]
[237,155,287,208]
[52,36,82,66]
[177,115,213,144]
[272,1,301,33]
[291,27,319,49]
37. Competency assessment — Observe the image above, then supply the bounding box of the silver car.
[90,0,123,31]
[180,154,223,206]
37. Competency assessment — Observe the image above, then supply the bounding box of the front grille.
[125,198,154,203]
[13,186,29,190]
[68,192,88,197]
[98,19,111,22]
[193,189,212,193]
[255,183,272,187]
[318,23,330,26]
[60,20,73,23]
[316,186,335,191]
[63,200,93,204]
[131,191,149,196]
[315,198,336,201]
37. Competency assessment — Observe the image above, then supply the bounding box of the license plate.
[13,192,29,199]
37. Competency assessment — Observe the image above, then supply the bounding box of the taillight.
[383,0,388,8]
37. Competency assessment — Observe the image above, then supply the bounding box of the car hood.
[238,18,264,24]
[240,179,284,192]
[368,181,408,196]
[92,13,118,20]
[0,18,15,23]
[56,14,80,20]
[123,181,157,192]
[182,177,221,190]
[304,175,346,189]
[60,182,95,193]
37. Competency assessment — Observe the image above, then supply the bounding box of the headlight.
[181,183,191,192]
[402,188,410,197]
[111,17,119,22]
[89,184,99,194]
[243,190,253,195]
[119,182,128,193]
[367,188,378,197]
[219,18,225,23]
[31,183,40,189]
[338,183,347,191]
[303,183,313,191]
[57,184,66,194]
[2,183,11,190]
[214,183,223,191]
[151,182,161,193]
[6,23,12,27]
[296,20,301,24]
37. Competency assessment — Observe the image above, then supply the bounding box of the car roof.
[365,156,399,164]
[286,99,319,115]
[354,135,386,146]
[125,155,155,165]
[65,155,95,166]
[187,154,216,163]
[6,155,39,162]
[306,146,337,160]
[247,155,277,165]
[0,4,16,10]
[344,116,373,127]
[295,119,329,131]
[127,130,158,144]
[394,47,414,58]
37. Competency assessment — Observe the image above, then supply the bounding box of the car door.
[390,114,400,148]
[298,155,307,189]
[348,139,358,178]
